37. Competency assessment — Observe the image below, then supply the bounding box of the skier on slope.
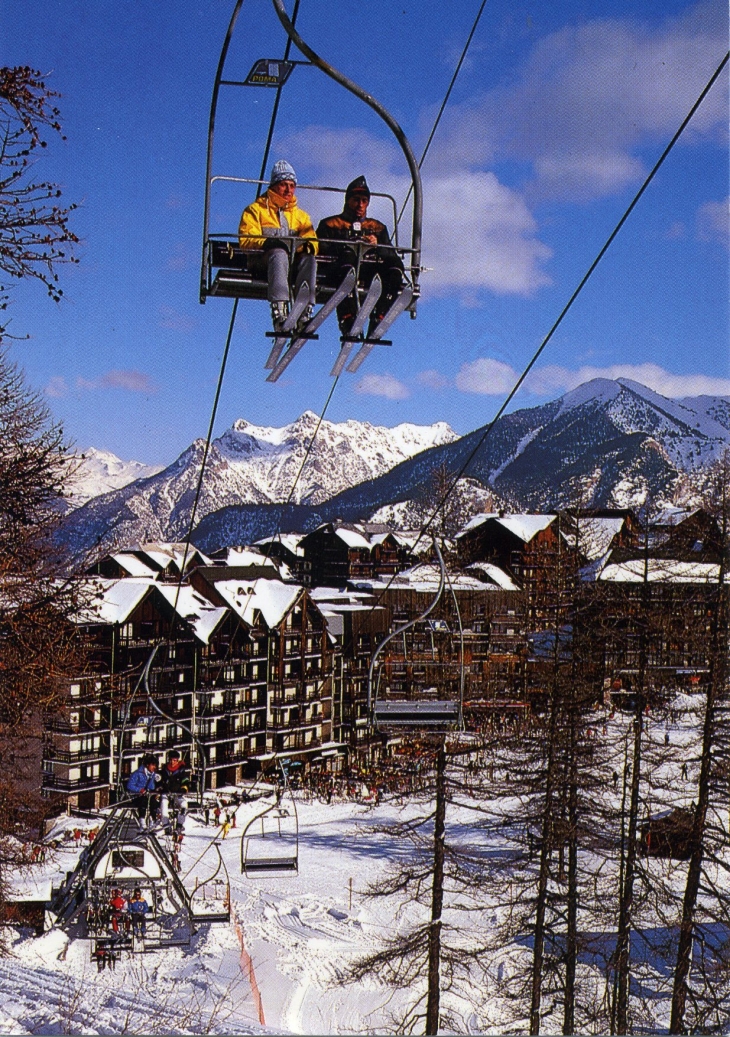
[316,175,404,337]
[239,160,318,334]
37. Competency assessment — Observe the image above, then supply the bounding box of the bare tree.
[0,66,78,310]
[0,67,82,921]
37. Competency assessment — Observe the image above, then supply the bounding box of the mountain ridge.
[58,379,730,558]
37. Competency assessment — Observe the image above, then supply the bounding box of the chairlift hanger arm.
[270,0,422,288]
[367,541,446,713]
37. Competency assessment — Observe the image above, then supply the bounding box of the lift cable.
[352,46,730,703]
[407,48,730,558]
[397,0,490,227]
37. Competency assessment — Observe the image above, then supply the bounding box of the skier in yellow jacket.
[239,160,318,332]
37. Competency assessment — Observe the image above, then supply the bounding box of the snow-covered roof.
[456,513,555,543]
[309,586,372,604]
[652,506,699,528]
[455,513,500,538]
[211,578,302,628]
[136,542,212,572]
[254,533,304,557]
[598,559,726,583]
[223,546,279,568]
[75,577,154,625]
[565,517,626,561]
[496,515,556,542]
[364,564,499,594]
[154,584,228,644]
[334,526,372,549]
[464,562,520,591]
[392,531,449,555]
[110,552,158,578]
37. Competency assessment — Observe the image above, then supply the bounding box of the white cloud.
[523,362,730,398]
[696,197,729,245]
[428,3,728,202]
[45,376,68,398]
[422,172,552,298]
[354,373,410,400]
[279,127,551,297]
[76,370,159,394]
[455,357,519,395]
[453,358,730,398]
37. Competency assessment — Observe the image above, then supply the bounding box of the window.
[70,683,81,697]
[178,672,185,683]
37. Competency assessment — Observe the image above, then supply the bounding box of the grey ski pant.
[267,248,316,306]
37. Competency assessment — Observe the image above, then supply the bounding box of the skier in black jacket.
[317,175,404,337]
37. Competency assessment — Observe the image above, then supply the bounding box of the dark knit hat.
[345,175,370,199]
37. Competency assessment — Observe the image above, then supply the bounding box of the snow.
[154,585,228,644]
[74,577,154,626]
[66,448,163,508]
[464,562,520,590]
[331,527,371,550]
[212,579,302,628]
[225,546,280,567]
[496,514,556,542]
[3,704,728,1035]
[108,553,159,578]
[598,558,726,583]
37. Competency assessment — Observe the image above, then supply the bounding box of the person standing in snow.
[316,175,404,337]
[239,160,318,333]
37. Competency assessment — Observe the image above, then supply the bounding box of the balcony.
[46,715,110,735]
[41,773,110,793]
[43,745,110,764]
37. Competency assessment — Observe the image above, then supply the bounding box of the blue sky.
[3,0,728,464]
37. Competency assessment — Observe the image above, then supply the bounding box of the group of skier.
[238,161,406,340]
[126,750,190,829]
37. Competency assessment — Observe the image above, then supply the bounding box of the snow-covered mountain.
[65,448,163,508]
[57,380,730,558]
[58,414,457,556]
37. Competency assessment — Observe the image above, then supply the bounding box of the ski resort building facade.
[41,506,721,810]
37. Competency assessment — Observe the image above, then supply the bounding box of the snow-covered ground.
[1,701,727,1035]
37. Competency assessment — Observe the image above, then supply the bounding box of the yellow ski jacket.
[238,189,318,252]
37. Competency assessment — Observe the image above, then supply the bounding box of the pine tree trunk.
[614,702,644,1033]
[426,741,447,1035]
[669,555,727,1033]
[564,700,578,1035]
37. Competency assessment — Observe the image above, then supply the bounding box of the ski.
[330,275,382,378]
[264,280,311,370]
[346,286,414,373]
[266,268,357,383]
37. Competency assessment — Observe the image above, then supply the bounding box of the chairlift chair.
[241,762,299,876]
[369,542,465,736]
[200,0,423,379]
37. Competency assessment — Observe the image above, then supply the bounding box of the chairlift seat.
[374,700,460,730]
[243,855,298,874]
